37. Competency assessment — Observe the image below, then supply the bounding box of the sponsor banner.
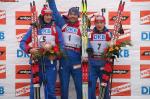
[111,82,131,96]
[109,29,131,44]
[119,49,130,58]
[140,64,150,78]
[16,11,32,25]
[15,82,30,96]
[0,10,6,25]
[0,0,17,2]
[16,65,31,79]
[0,31,5,41]
[113,65,130,79]
[141,86,150,95]
[17,49,30,58]
[0,64,6,79]
[109,11,131,25]
[0,47,6,60]
[140,47,150,60]
[141,31,150,41]
[0,86,5,96]
[131,0,150,2]
[16,29,28,42]
[55,82,61,96]
[140,10,150,25]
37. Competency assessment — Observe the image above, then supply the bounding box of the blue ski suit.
[20,22,63,99]
[88,27,112,99]
[48,0,82,99]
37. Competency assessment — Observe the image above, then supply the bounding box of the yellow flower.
[49,50,54,54]
[115,46,119,50]
[109,47,114,52]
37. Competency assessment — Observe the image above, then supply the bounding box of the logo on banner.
[111,82,131,96]
[0,10,6,25]
[119,49,129,58]
[0,47,6,60]
[16,29,28,42]
[0,0,17,2]
[16,11,32,25]
[55,82,61,96]
[140,64,150,79]
[16,65,31,79]
[0,31,5,41]
[109,29,131,44]
[17,49,29,58]
[0,64,6,79]
[113,65,130,79]
[141,86,150,95]
[140,47,150,60]
[141,31,150,41]
[109,11,131,25]
[140,10,150,25]
[0,86,4,95]
[15,83,30,96]
[131,0,150,2]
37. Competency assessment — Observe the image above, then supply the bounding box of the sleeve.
[48,0,66,29]
[19,27,32,54]
[56,26,64,51]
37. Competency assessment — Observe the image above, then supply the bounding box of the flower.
[44,44,62,60]
[31,43,62,61]
[101,40,132,59]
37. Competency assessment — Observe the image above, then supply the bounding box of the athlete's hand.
[29,48,40,55]
[42,43,52,51]
[82,57,88,62]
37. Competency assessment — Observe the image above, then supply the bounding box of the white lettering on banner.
[16,33,26,42]
[93,34,106,41]
[38,35,55,47]
[91,41,107,55]
[0,65,5,73]
[0,11,5,19]
[65,27,78,34]
[63,32,81,48]
[140,15,150,24]
[141,69,150,78]
[111,83,131,95]
[41,28,52,34]
[16,85,30,96]
[18,16,31,20]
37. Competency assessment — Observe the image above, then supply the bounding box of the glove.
[86,48,93,57]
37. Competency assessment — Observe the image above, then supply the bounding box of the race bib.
[38,35,55,47]
[63,32,81,48]
[91,41,107,55]
[91,34,107,55]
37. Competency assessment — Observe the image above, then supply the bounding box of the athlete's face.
[44,13,52,23]
[68,12,79,23]
[95,21,105,32]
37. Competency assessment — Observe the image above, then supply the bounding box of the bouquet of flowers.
[101,40,132,59]
[100,40,132,85]
[31,43,62,64]
[42,43,62,63]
